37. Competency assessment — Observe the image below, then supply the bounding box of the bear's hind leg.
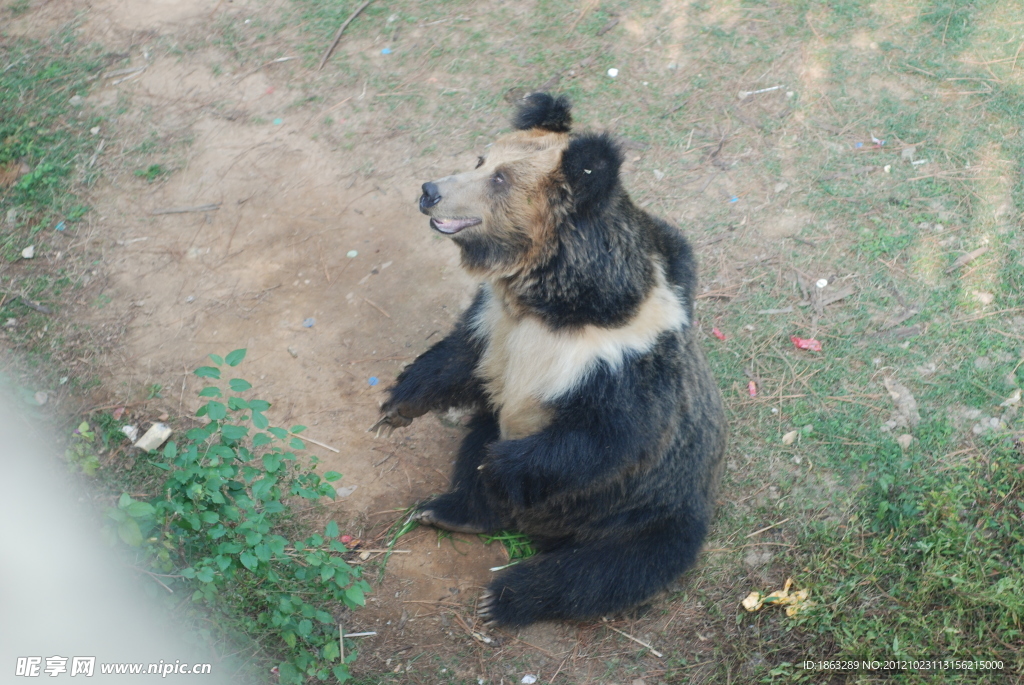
[478,520,705,627]
[415,413,507,535]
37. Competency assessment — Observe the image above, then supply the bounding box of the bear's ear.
[561,133,623,216]
[512,92,572,133]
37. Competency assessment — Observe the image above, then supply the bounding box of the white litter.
[134,423,172,451]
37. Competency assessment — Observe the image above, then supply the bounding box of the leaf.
[289,437,305,450]
[323,641,340,661]
[181,567,197,579]
[321,566,336,582]
[205,401,227,421]
[239,551,258,571]
[325,520,339,537]
[194,366,221,379]
[163,441,177,459]
[228,396,249,411]
[268,427,288,439]
[118,519,143,547]
[254,543,271,562]
[251,411,269,430]
[249,399,271,412]
[208,354,224,366]
[332,665,352,683]
[323,471,343,482]
[253,432,272,447]
[290,424,307,434]
[196,567,215,583]
[220,424,249,441]
[225,348,247,367]
[198,386,222,397]
[297,619,313,637]
[125,501,155,518]
[263,452,282,473]
[229,378,253,392]
[118,492,133,509]
[343,584,365,606]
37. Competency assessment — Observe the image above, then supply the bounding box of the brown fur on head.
[419,127,570,278]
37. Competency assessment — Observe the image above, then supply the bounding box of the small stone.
[974,291,994,305]
[90,126,100,135]
[607,68,619,78]
[69,95,84,107]
[974,357,992,370]
[5,208,17,226]
[782,430,799,445]
[335,485,358,498]
[346,250,358,258]
[653,169,665,181]
[815,278,828,288]
[34,392,48,406]
[896,434,913,450]
[774,182,789,193]
[743,549,772,569]
[901,146,916,162]
[21,245,34,259]
[287,346,299,358]
[522,677,538,685]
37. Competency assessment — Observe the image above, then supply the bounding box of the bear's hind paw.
[414,508,488,535]
[477,590,498,627]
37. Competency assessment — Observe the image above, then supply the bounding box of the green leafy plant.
[133,163,168,182]
[109,349,369,683]
[65,420,101,476]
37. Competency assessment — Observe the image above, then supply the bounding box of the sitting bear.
[373,93,726,628]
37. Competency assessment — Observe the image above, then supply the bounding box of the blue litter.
[729,196,739,203]
[855,142,863,148]
[55,221,66,231]
[273,118,283,125]
[381,48,392,55]
[303,317,315,328]
[368,376,379,386]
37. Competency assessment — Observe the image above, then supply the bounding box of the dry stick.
[151,203,221,215]
[318,0,374,71]
[363,297,391,318]
[339,623,344,663]
[745,517,791,539]
[945,246,989,274]
[293,432,340,453]
[603,622,664,658]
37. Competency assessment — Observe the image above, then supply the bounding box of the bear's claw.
[414,508,487,535]
[477,590,498,626]
[368,410,413,437]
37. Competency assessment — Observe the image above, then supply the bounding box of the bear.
[371,93,726,628]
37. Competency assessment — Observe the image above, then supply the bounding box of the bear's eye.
[490,171,506,186]
[475,156,485,169]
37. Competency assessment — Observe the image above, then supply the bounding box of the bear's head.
[418,93,624,279]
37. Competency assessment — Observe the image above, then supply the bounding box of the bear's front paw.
[368,403,415,436]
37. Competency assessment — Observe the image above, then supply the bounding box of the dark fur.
[379,95,726,627]
[512,92,573,133]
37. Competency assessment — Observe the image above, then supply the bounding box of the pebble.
[287,346,299,358]
[21,245,35,259]
[347,250,358,258]
[607,68,619,78]
[303,317,315,328]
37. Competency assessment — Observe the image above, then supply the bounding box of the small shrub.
[109,349,370,683]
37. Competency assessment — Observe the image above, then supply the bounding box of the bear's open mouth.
[430,217,482,234]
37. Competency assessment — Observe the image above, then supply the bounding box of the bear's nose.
[420,182,442,211]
